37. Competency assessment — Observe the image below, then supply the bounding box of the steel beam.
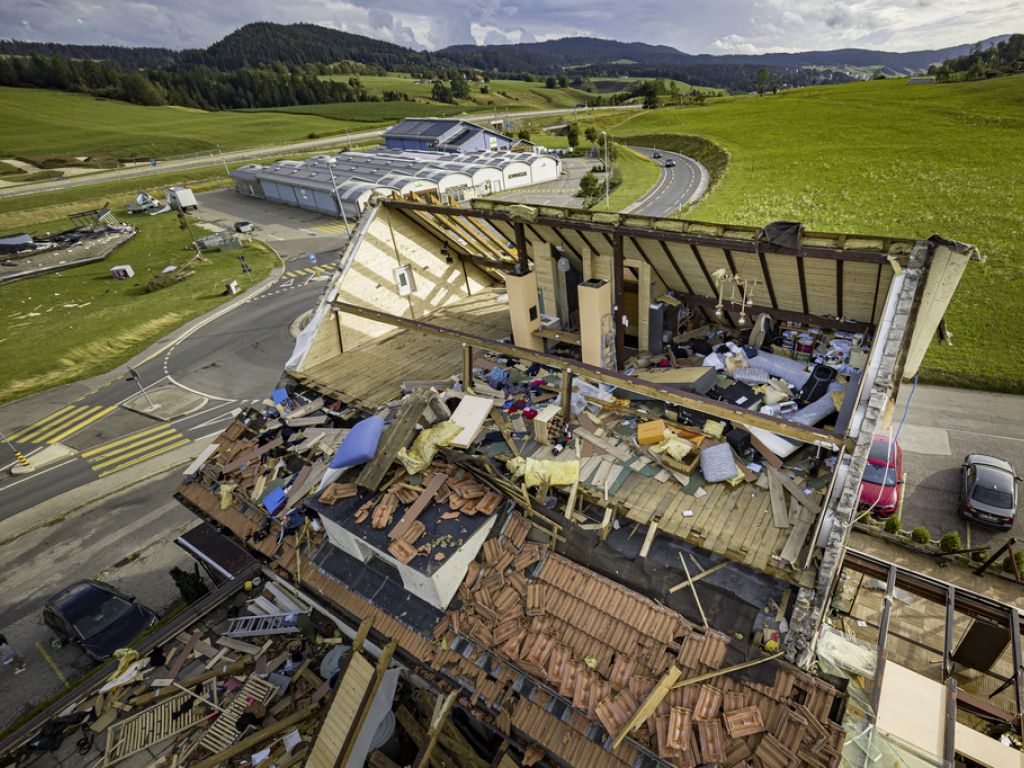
[332,300,852,450]
[869,564,898,715]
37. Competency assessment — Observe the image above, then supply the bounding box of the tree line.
[0,54,377,110]
[929,34,1024,80]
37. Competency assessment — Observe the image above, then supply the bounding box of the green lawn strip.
[572,76,1024,393]
[602,145,661,211]
[0,212,278,403]
[0,160,23,176]
[0,87,357,163]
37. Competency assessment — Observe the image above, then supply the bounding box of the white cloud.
[1,0,1021,54]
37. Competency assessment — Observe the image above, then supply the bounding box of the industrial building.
[382,118,514,152]
[230,149,561,220]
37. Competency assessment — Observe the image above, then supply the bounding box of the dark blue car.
[43,581,157,660]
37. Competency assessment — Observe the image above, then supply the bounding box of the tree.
[967,60,986,80]
[450,75,469,99]
[545,75,557,88]
[578,172,602,200]
[432,80,454,103]
[584,126,598,143]
[755,67,768,96]
[566,123,580,149]
[517,128,531,140]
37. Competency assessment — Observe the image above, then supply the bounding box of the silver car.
[959,454,1019,529]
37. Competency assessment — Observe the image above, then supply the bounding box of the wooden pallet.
[104,680,218,766]
[198,675,277,753]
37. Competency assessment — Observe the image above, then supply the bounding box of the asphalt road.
[886,383,1024,553]
[625,147,709,217]
[0,105,635,200]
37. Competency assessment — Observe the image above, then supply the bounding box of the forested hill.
[178,23,440,71]
[0,23,441,73]
[933,33,1024,76]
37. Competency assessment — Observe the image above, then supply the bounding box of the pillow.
[700,443,738,483]
[329,415,385,469]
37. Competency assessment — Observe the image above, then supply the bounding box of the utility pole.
[126,366,155,410]
[601,131,610,208]
[0,428,31,469]
[326,161,352,235]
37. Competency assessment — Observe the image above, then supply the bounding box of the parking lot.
[194,188,350,261]
[890,383,1024,552]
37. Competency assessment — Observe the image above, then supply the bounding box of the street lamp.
[600,130,610,208]
[126,366,155,410]
[326,160,352,236]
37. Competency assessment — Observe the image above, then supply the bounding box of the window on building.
[394,265,416,296]
[508,171,528,179]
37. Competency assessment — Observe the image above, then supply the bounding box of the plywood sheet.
[449,394,497,449]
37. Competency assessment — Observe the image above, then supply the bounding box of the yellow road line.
[80,423,173,458]
[35,641,69,686]
[45,405,117,444]
[97,438,191,477]
[21,406,91,443]
[9,406,78,442]
[89,431,184,470]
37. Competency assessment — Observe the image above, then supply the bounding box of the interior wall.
[309,207,493,363]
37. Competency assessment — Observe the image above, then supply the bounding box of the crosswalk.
[311,221,350,235]
[280,265,330,281]
[81,423,190,477]
[8,405,116,445]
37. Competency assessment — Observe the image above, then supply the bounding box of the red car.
[859,435,903,518]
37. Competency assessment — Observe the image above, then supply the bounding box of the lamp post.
[127,366,155,410]
[326,161,352,236]
[601,130,610,208]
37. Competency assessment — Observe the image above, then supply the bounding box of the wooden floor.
[599,473,816,587]
[296,289,511,409]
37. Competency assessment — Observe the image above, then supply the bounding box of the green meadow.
[0,87,362,164]
[586,76,1024,392]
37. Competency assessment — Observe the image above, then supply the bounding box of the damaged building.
[7,196,1020,768]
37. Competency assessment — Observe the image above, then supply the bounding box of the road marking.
[84,423,190,476]
[44,405,117,444]
[12,405,116,444]
[35,641,69,686]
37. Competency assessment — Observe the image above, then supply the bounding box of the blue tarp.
[271,388,289,405]
[262,486,287,514]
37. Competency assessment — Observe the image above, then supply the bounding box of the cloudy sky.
[5,0,1022,53]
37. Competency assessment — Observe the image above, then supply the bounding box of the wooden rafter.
[836,260,844,318]
[757,246,779,309]
[796,258,810,314]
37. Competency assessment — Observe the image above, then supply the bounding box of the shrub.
[1001,550,1024,575]
[911,527,931,544]
[971,548,989,562]
[145,267,194,292]
[883,516,901,534]
[939,532,962,552]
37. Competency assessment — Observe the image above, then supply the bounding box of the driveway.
[487,157,593,208]
[888,383,1024,554]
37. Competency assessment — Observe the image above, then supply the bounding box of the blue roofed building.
[383,118,513,153]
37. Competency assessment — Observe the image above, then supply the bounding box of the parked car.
[234,221,254,233]
[652,151,662,159]
[959,454,1019,529]
[664,159,676,168]
[859,435,903,518]
[43,581,158,660]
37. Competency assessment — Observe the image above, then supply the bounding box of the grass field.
[602,145,661,211]
[266,100,474,122]
[0,87,364,164]
[583,75,1024,392]
[0,211,277,402]
[321,74,596,110]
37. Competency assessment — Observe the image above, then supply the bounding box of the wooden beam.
[628,236,671,293]
[765,465,822,514]
[1011,606,1024,733]
[382,200,898,264]
[612,232,626,367]
[836,259,844,318]
[755,245,779,310]
[796,258,809,314]
[463,344,474,394]
[337,641,398,767]
[513,221,529,274]
[332,301,852,451]
[560,369,574,421]
[352,618,373,655]
[412,691,457,768]
[680,292,870,333]
[668,651,783,690]
[611,665,682,748]
[677,552,709,629]
[869,564,897,717]
[657,240,711,323]
[668,559,730,593]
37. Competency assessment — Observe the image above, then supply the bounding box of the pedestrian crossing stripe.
[82,423,190,477]
[312,222,349,234]
[8,405,117,444]
[281,266,331,280]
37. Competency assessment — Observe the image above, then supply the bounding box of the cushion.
[700,443,738,483]
[329,415,385,469]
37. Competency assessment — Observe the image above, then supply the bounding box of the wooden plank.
[765,465,819,515]
[449,395,496,449]
[639,520,659,558]
[168,631,197,679]
[389,472,448,540]
[358,391,431,490]
[668,559,730,593]
[611,665,683,749]
[215,637,261,655]
[768,471,790,529]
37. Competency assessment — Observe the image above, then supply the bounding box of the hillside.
[585,75,1024,391]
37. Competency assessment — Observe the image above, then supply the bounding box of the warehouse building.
[382,118,513,152]
[230,149,560,220]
